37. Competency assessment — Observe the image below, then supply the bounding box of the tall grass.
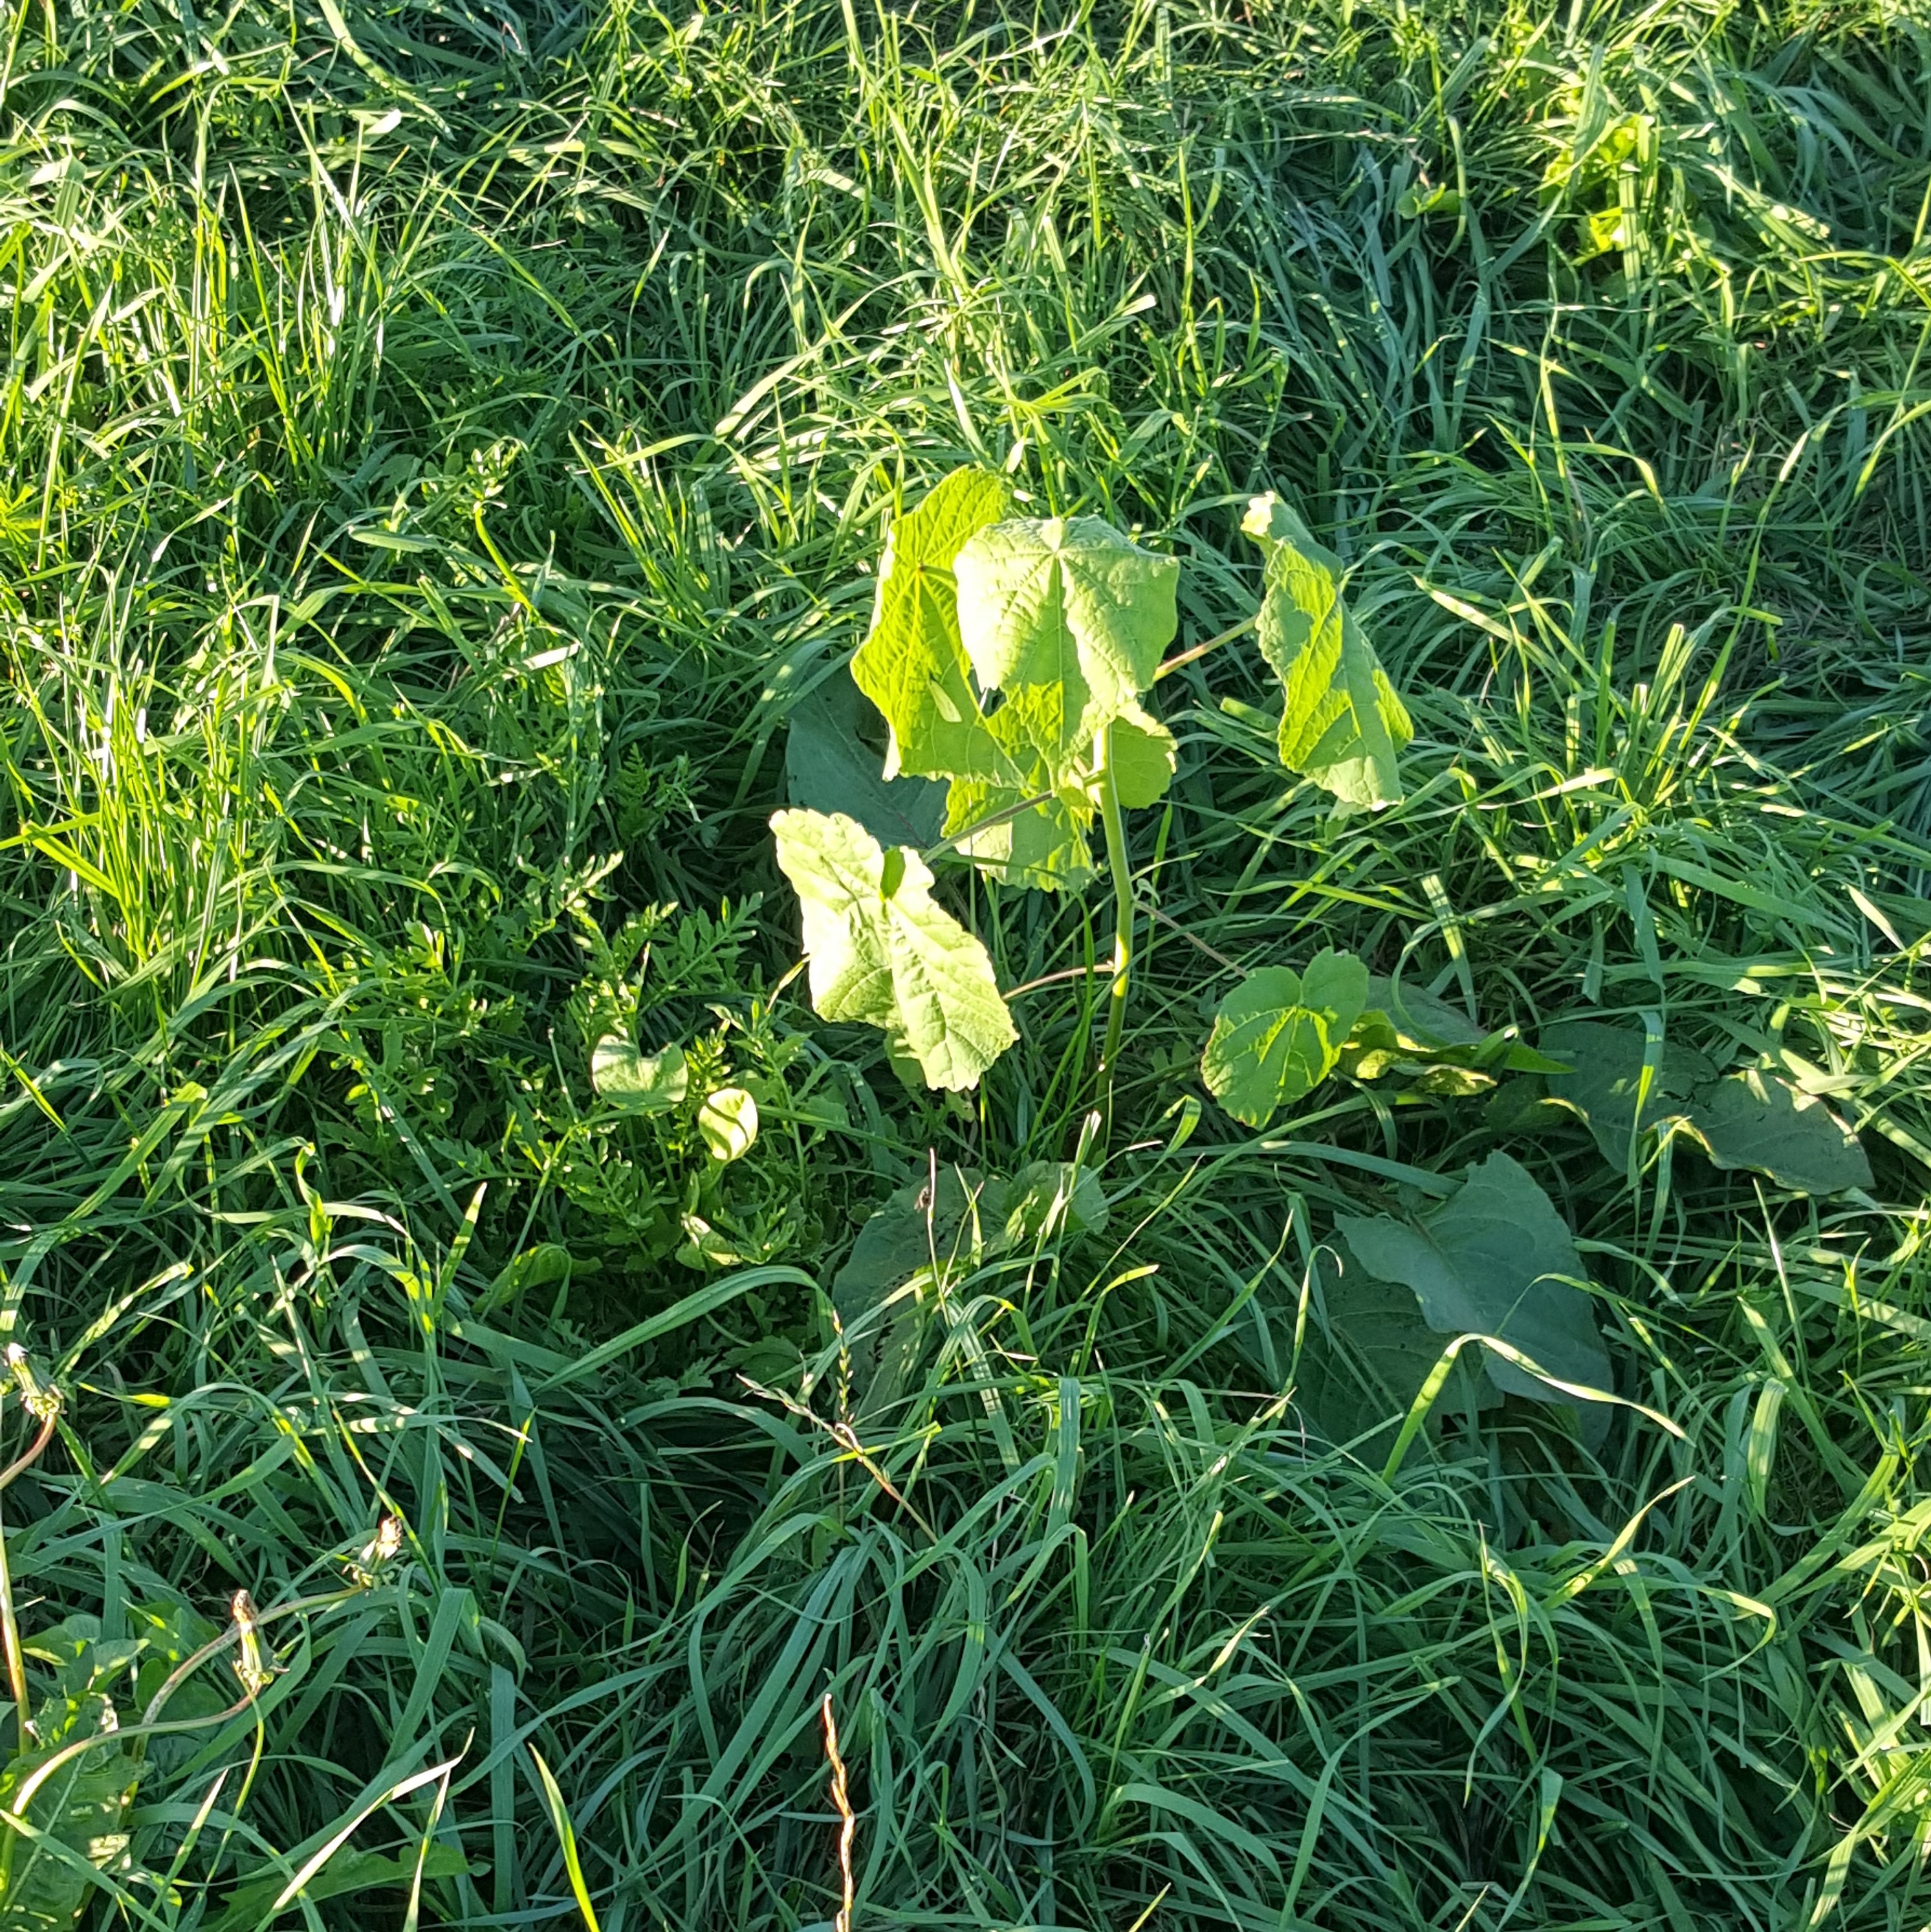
[1,0,1928,1924]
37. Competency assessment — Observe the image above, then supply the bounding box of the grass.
[1,0,1929,1924]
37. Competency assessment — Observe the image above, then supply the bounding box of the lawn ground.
[3,0,1931,1926]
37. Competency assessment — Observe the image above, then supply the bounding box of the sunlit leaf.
[954,515,1179,776]
[771,808,1016,1090]
[1244,494,1411,809]
[698,1086,759,1163]
[850,468,1012,782]
[1201,949,1368,1128]
[1106,705,1177,809]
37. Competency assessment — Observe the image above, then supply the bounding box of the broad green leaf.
[1688,1066,1871,1194]
[1244,494,1411,809]
[204,1847,471,1932]
[0,1733,138,1931]
[1296,1241,1498,1447]
[954,516,1179,773]
[1337,1151,1610,1411]
[1541,1019,1712,1170]
[832,1163,1106,1415]
[1201,950,1369,1128]
[698,1086,759,1163]
[981,1159,1109,1248]
[771,808,1016,1090]
[785,674,946,848]
[591,1037,689,1114]
[942,704,1096,894]
[851,468,1012,782]
[1347,979,1569,1088]
[1361,976,1483,1048]
[0,1627,143,1932]
[475,1241,583,1317]
[1106,705,1177,809]
[833,1170,978,1416]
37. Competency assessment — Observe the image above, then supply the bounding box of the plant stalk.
[0,1487,26,1757]
[1095,720,1135,1127]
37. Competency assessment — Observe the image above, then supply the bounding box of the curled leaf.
[698,1086,759,1163]
[592,1037,689,1114]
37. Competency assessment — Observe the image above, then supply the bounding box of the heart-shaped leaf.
[591,1037,690,1114]
[772,807,1016,1090]
[1245,494,1411,809]
[1201,949,1369,1128]
[1338,1151,1610,1412]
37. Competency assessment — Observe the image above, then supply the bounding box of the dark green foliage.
[2,0,1930,1925]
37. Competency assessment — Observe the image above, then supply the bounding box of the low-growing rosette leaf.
[591,1037,689,1114]
[1541,1020,1871,1194]
[1201,949,1369,1127]
[1338,1151,1611,1414]
[772,807,1016,1090]
[851,467,1013,782]
[1297,1242,1499,1446]
[1542,1019,1712,1169]
[954,514,1179,776]
[1244,494,1412,809]
[1690,1065,1871,1194]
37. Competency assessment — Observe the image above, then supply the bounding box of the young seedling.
[770,468,1417,1136]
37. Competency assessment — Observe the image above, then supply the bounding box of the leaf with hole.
[772,808,1015,1090]
[1244,494,1411,809]
[1337,1151,1610,1413]
[1201,950,1369,1128]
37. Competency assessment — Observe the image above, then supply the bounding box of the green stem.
[0,1491,25,1757]
[1095,720,1134,1126]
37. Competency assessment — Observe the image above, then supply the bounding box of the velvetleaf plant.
[771,468,1417,1124]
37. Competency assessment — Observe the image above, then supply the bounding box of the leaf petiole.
[917,789,1058,866]
[1153,615,1256,683]
[1095,719,1135,1126]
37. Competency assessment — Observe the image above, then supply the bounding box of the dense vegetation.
[1,0,1930,1924]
